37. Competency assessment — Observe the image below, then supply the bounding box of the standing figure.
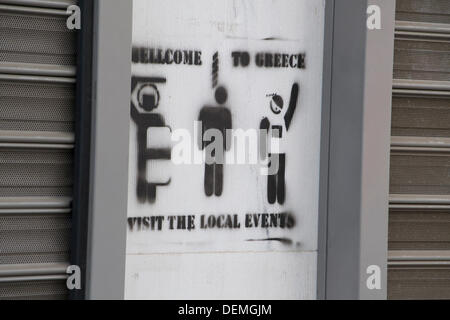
[198,86,232,197]
[260,83,299,205]
[130,76,172,204]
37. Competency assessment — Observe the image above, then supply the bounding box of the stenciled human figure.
[260,83,299,205]
[130,76,171,204]
[198,86,232,197]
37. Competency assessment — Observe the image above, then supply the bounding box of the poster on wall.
[127,0,325,254]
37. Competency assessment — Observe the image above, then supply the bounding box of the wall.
[125,0,325,299]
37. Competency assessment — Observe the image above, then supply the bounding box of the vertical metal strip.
[70,0,94,300]
[317,0,335,300]
[323,0,368,299]
[321,0,395,299]
[359,0,396,300]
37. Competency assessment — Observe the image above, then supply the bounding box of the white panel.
[126,0,325,299]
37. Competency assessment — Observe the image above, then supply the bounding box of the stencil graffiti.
[130,76,172,203]
[127,0,326,272]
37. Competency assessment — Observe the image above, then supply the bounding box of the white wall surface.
[126,252,317,300]
[126,0,325,300]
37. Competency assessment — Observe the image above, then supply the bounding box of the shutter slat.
[0,0,76,299]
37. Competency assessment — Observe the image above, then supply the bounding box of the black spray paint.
[130,76,172,204]
[198,52,232,197]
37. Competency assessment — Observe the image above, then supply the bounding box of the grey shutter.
[0,0,77,300]
[388,0,450,300]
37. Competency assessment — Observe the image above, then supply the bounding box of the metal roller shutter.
[388,0,450,299]
[0,0,77,300]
